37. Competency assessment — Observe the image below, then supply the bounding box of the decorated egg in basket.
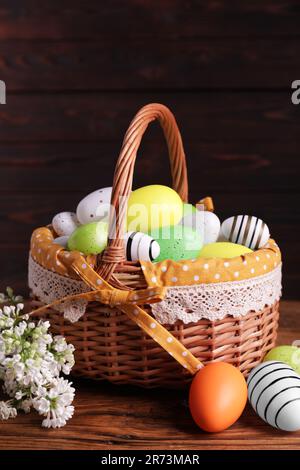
[127,185,183,233]
[180,205,221,245]
[68,221,108,255]
[52,211,79,237]
[221,215,270,249]
[124,231,160,262]
[76,187,112,225]
[152,225,202,262]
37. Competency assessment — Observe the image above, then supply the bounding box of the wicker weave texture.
[31,298,279,388]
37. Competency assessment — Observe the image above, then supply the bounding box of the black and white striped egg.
[247,360,300,431]
[221,215,270,249]
[124,231,160,262]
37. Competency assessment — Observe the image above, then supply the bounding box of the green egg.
[264,346,300,375]
[67,221,108,255]
[182,203,197,217]
[151,225,203,262]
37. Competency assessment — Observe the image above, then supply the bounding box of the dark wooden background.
[0,0,299,298]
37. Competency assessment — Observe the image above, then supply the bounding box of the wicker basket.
[30,103,281,388]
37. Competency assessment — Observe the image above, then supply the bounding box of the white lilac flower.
[0,289,75,428]
[19,399,32,413]
[0,401,17,420]
[15,390,23,400]
[33,397,50,414]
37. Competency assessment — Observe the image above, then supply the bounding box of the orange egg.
[189,362,247,432]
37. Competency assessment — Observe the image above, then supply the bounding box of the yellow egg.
[127,185,183,233]
[199,242,253,259]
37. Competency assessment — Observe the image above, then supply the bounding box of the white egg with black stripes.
[247,360,300,432]
[221,215,270,250]
[124,231,160,262]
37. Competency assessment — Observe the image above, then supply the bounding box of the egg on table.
[264,346,300,375]
[152,225,202,262]
[180,205,221,245]
[124,231,160,262]
[247,360,300,431]
[127,185,183,233]
[198,242,252,259]
[76,187,112,225]
[52,212,79,237]
[189,362,248,432]
[221,215,270,250]
[67,221,108,255]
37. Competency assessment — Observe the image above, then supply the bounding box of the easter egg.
[127,185,183,233]
[182,203,197,217]
[67,221,108,255]
[124,232,160,262]
[152,225,202,262]
[181,209,221,245]
[52,212,79,237]
[221,215,270,250]
[199,242,252,259]
[189,362,247,432]
[264,346,300,375]
[76,187,112,225]
[53,235,69,248]
[247,361,300,431]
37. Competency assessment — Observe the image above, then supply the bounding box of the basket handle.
[97,103,188,280]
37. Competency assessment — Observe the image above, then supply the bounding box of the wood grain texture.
[0,140,299,192]
[0,1,299,297]
[0,92,297,142]
[0,300,299,450]
[0,39,299,91]
[0,1,299,39]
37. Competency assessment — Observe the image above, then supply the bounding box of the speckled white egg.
[247,361,300,432]
[53,235,69,248]
[124,231,160,262]
[181,210,221,245]
[52,212,79,237]
[221,215,270,250]
[76,187,112,225]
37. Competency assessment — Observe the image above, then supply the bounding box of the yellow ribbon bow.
[30,256,203,375]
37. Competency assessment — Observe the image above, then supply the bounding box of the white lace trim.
[151,264,282,324]
[28,255,282,324]
[28,256,89,322]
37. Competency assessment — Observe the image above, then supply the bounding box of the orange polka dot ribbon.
[30,255,203,375]
[141,238,281,288]
[197,196,214,212]
[30,227,281,287]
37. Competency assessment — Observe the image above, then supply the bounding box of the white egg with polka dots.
[52,212,79,237]
[76,187,112,225]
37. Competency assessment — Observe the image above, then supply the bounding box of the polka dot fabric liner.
[142,239,281,287]
[30,227,281,288]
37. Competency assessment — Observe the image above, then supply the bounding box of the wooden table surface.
[0,300,299,451]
